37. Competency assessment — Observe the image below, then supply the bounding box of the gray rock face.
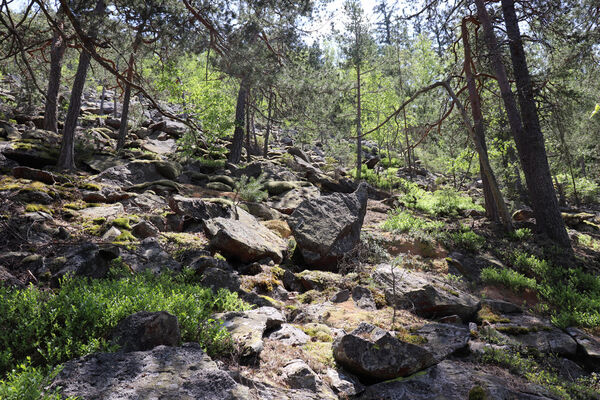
[567,327,600,364]
[352,286,376,310]
[111,311,180,352]
[288,183,368,270]
[268,324,310,346]
[131,220,159,239]
[357,360,555,400]
[49,343,245,400]
[169,195,238,221]
[414,323,470,361]
[217,307,285,363]
[121,237,181,274]
[268,186,321,215]
[282,359,320,391]
[325,368,364,397]
[53,243,119,281]
[332,323,437,383]
[373,264,480,321]
[94,160,181,186]
[205,215,288,264]
[201,267,241,293]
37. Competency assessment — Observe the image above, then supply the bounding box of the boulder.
[331,289,351,303]
[206,181,233,192]
[0,265,25,288]
[267,186,321,214]
[414,323,470,361]
[131,220,159,239]
[357,360,555,400]
[217,307,285,363]
[78,203,125,220]
[282,359,320,391]
[566,327,600,364]
[264,180,301,196]
[111,311,180,352]
[351,286,376,310]
[325,368,364,397]
[12,166,56,184]
[169,195,238,221]
[94,160,181,186]
[261,219,292,238]
[288,183,368,270]
[242,201,284,220]
[49,343,245,400]
[121,237,181,274]
[205,215,287,264]
[52,243,119,282]
[267,324,310,346]
[332,323,436,383]
[373,264,480,321]
[200,267,241,293]
[512,208,534,221]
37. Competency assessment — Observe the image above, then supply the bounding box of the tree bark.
[43,15,66,133]
[228,77,248,164]
[263,89,274,156]
[117,31,142,151]
[475,0,570,249]
[462,18,499,222]
[356,62,362,180]
[57,0,106,170]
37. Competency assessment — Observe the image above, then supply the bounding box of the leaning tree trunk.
[57,0,106,170]
[462,18,499,222]
[228,78,248,164]
[474,0,570,249]
[43,16,66,133]
[117,32,142,151]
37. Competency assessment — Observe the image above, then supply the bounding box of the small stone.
[352,286,376,310]
[283,359,320,391]
[102,226,122,241]
[331,289,350,303]
[131,220,159,239]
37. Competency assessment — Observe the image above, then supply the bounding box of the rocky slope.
[1,89,600,399]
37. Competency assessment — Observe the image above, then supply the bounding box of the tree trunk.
[462,18,499,222]
[263,89,273,156]
[117,32,142,151]
[57,0,106,170]
[475,0,570,249]
[228,77,248,164]
[443,81,513,230]
[356,62,362,180]
[245,98,251,162]
[98,83,105,126]
[43,17,66,133]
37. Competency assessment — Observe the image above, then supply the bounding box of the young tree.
[42,7,66,133]
[339,0,376,180]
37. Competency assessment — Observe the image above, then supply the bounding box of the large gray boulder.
[332,323,436,383]
[110,311,180,352]
[49,343,247,400]
[357,360,555,400]
[94,160,181,186]
[288,183,368,270]
[373,264,480,321]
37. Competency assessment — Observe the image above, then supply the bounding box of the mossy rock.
[154,160,182,180]
[468,385,488,400]
[206,181,233,192]
[209,175,235,187]
[264,181,300,196]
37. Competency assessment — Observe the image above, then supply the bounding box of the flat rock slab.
[566,327,600,361]
[78,203,125,219]
[357,360,555,400]
[205,216,287,264]
[49,343,246,400]
[373,264,480,321]
[414,323,470,361]
[268,186,321,215]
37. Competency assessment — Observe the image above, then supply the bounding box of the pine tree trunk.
[356,63,362,180]
[117,53,135,151]
[57,0,106,170]
[43,18,66,133]
[475,0,570,249]
[228,78,248,164]
[462,19,499,222]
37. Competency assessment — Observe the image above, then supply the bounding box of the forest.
[0,0,599,399]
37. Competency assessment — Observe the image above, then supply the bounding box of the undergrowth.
[0,268,250,376]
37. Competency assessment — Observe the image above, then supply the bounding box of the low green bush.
[480,267,538,292]
[0,269,250,376]
[0,359,73,400]
[444,229,485,252]
[381,210,444,235]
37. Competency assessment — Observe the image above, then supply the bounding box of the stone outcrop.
[288,183,368,270]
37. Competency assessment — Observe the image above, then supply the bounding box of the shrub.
[444,229,485,252]
[381,210,444,235]
[508,228,532,241]
[0,269,250,375]
[480,267,538,292]
[0,359,73,400]
[234,174,268,203]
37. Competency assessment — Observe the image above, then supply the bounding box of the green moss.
[468,385,487,400]
[92,217,106,224]
[25,204,52,214]
[63,202,85,210]
[477,306,510,324]
[80,183,101,191]
[112,217,132,230]
[114,230,136,242]
[301,323,333,342]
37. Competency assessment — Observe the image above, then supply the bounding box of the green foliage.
[443,228,485,252]
[351,165,401,191]
[555,174,600,203]
[0,359,73,400]
[0,270,250,375]
[508,228,533,241]
[382,210,444,235]
[480,267,538,292]
[480,347,600,399]
[234,174,268,203]
[394,184,483,217]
